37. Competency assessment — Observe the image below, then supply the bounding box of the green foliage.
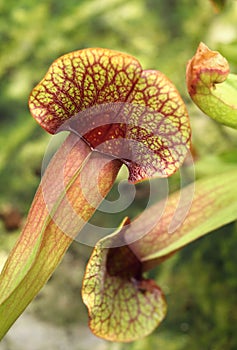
[164,223,237,350]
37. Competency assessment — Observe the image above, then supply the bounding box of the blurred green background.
[0,0,237,349]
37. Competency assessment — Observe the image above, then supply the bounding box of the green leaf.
[186,42,237,129]
[0,134,121,339]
